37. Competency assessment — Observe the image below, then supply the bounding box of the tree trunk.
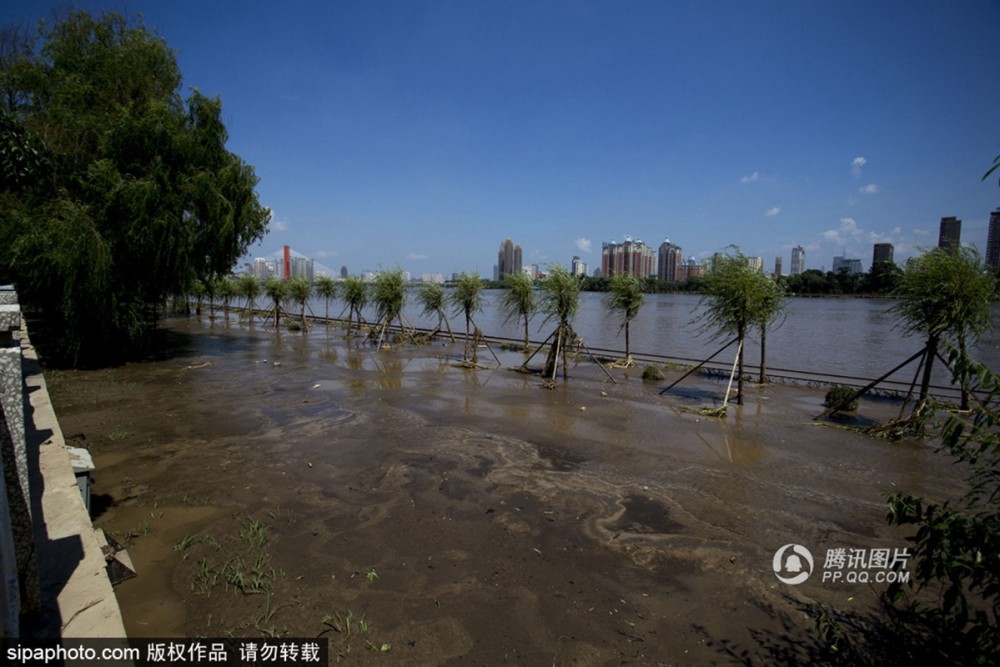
[759,324,768,384]
[918,335,938,402]
[737,323,745,405]
[523,317,530,349]
[625,320,631,360]
[958,334,969,410]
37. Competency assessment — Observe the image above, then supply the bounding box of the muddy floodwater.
[47,316,964,665]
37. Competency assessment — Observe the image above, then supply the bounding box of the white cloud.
[859,183,879,194]
[913,228,930,237]
[821,217,864,245]
[315,250,337,259]
[851,156,867,178]
[271,219,289,232]
[575,238,592,253]
[740,171,761,184]
[766,206,781,217]
[406,252,428,261]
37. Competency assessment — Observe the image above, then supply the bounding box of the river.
[289,291,1000,388]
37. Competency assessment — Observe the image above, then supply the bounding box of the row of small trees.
[196,244,994,405]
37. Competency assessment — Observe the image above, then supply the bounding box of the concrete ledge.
[21,328,127,637]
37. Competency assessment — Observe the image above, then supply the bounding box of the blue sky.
[6,1,1000,276]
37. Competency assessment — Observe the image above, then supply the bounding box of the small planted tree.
[892,246,996,407]
[313,275,337,325]
[606,273,645,366]
[539,266,581,381]
[370,268,409,346]
[499,271,536,349]
[287,276,312,329]
[756,276,787,384]
[698,247,780,406]
[264,276,287,327]
[449,271,485,362]
[237,273,261,322]
[340,275,369,334]
[416,282,454,342]
[219,275,238,320]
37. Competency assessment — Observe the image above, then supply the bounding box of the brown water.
[49,316,965,665]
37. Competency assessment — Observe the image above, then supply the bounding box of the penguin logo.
[773,544,814,585]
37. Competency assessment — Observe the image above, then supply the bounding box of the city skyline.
[11,2,996,277]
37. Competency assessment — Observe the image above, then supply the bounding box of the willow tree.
[313,275,337,325]
[264,276,287,328]
[499,271,536,349]
[539,266,581,381]
[892,246,996,406]
[287,276,312,329]
[449,271,485,362]
[417,282,454,342]
[698,247,782,405]
[370,268,409,345]
[341,275,369,334]
[606,273,645,366]
[0,10,268,364]
[237,273,261,322]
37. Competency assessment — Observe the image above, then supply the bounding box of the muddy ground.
[43,316,963,665]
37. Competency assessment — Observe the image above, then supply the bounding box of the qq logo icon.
[773,544,814,585]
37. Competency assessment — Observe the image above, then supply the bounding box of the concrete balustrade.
[0,286,126,638]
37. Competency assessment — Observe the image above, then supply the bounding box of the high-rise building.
[340,265,348,279]
[601,237,656,278]
[497,238,523,279]
[832,256,863,275]
[790,245,805,275]
[571,256,588,277]
[657,240,682,282]
[773,256,783,278]
[678,256,702,280]
[986,209,1000,276]
[872,243,894,265]
[938,216,961,249]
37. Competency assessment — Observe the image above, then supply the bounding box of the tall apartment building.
[986,209,1000,276]
[601,237,656,278]
[571,256,588,277]
[657,240,682,282]
[773,256,783,277]
[790,245,805,275]
[497,238,523,279]
[872,243,894,265]
[746,256,764,273]
[938,216,961,249]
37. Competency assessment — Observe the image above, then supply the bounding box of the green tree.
[370,268,408,345]
[698,247,781,405]
[264,276,287,328]
[882,354,1000,664]
[287,276,312,328]
[237,273,261,322]
[0,11,268,364]
[606,273,645,365]
[218,275,238,320]
[313,275,337,325]
[499,271,536,349]
[449,271,485,362]
[416,282,454,342]
[891,247,996,406]
[539,266,581,381]
[341,275,369,334]
[756,277,787,384]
